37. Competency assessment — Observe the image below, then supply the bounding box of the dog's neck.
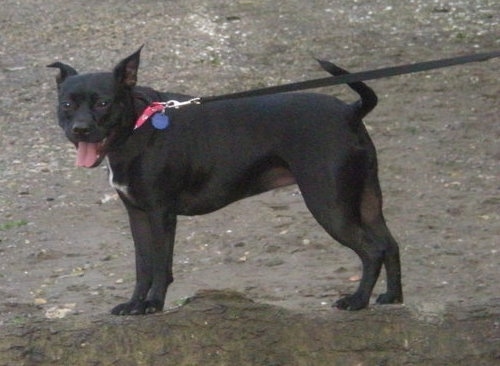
[132,86,162,116]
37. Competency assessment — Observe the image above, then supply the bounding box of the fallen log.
[1,290,499,365]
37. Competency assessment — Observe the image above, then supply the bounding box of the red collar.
[134,102,166,130]
[134,98,201,130]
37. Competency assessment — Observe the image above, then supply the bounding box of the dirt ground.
[0,0,499,332]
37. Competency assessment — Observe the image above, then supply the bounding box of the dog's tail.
[316,59,377,119]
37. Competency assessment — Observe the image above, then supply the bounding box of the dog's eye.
[95,100,111,109]
[60,101,73,110]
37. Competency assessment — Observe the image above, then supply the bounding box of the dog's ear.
[113,45,143,88]
[47,62,78,85]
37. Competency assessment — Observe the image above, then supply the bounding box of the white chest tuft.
[106,159,130,198]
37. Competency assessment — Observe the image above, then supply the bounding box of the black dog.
[48,48,402,315]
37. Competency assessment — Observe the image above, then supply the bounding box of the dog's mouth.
[75,128,119,168]
[75,141,107,168]
[72,119,126,168]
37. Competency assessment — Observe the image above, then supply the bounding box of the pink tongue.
[76,142,99,168]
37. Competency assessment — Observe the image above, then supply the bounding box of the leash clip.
[165,97,201,109]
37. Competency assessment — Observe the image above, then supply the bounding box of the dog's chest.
[106,159,131,199]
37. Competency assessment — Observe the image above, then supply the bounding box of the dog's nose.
[72,123,91,136]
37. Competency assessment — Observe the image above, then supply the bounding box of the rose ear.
[47,62,78,85]
[113,45,143,88]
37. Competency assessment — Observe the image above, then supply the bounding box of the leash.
[135,49,499,128]
[200,49,500,103]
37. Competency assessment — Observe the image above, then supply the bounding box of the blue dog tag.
[151,113,170,130]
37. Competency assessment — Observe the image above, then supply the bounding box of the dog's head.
[48,47,142,168]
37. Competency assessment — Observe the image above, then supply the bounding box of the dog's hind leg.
[359,179,403,306]
[293,153,402,310]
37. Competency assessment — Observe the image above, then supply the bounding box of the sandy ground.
[0,0,499,325]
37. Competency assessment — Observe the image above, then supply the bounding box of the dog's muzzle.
[75,141,106,168]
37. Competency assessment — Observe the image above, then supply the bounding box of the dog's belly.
[176,166,296,216]
[106,154,296,215]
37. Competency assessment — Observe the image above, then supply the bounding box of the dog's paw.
[375,292,403,305]
[335,294,369,311]
[111,299,164,315]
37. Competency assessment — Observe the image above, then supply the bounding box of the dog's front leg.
[111,203,176,315]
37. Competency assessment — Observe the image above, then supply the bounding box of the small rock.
[34,298,47,305]
[45,304,76,319]
[262,258,285,267]
[349,274,361,282]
